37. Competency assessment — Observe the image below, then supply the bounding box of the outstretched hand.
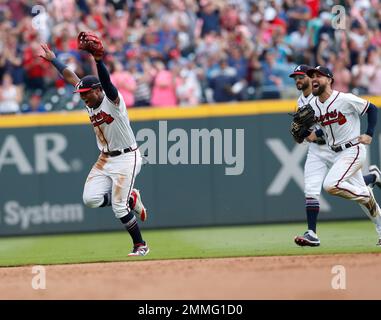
[39,44,56,61]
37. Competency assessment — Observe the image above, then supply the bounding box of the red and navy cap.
[73,75,101,93]
[306,65,334,81]
[289,64,311,78]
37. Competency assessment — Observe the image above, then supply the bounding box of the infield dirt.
[1,253,380,299]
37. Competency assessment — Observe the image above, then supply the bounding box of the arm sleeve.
[95,60,118,102]
[365,103,378,137]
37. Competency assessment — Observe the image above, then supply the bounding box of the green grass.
[0,220,380,267]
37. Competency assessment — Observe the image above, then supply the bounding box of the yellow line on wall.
[0,111,89,128]
[1,96,381,128]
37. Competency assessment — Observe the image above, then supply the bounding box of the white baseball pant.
[304,144,335,199]
[323,144,370,203]
[83,149,142,219]
[322,144,381,238]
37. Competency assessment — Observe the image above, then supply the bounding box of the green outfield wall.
[1,99,381,235]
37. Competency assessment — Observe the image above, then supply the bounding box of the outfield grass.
[0,220,380,267]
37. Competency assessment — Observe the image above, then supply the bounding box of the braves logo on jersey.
[317,109,347,126]
[89,110,115,127]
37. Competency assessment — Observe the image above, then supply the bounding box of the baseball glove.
[290,104,317,144]
[77,31,104,59]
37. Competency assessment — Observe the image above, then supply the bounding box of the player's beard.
[312,82,326,96]
[297,81,309,91]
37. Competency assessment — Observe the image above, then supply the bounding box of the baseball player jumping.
[290,65,381,247]
[295,65,381,247]
[40,33,149,256]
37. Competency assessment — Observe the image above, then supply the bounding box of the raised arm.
[77,32,119,105]
[40,44,80,87]
[94,57,119,105]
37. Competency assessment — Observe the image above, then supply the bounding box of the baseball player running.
[294,65,381,247]
[291,65,381,247]
[40,33,149,256]
[290,65,335,246]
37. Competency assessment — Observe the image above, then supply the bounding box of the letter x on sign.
[265,138,331,211]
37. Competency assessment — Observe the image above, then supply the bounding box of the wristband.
[51,58,67,74]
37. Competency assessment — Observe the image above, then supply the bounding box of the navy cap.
[73,75,101,93]
[289,64,311,78]
[306,65,334,80]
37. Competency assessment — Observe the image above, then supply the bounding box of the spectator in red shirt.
[23,41,50,90]
[264,7,287,36]
[305,0,320,18]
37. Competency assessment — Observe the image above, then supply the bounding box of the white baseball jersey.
[298,92,335,199]
[86,91,137,152]
[297,92,314,108]
[311,90,369,146]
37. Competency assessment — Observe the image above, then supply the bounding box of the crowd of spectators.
[0,0,381,113]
